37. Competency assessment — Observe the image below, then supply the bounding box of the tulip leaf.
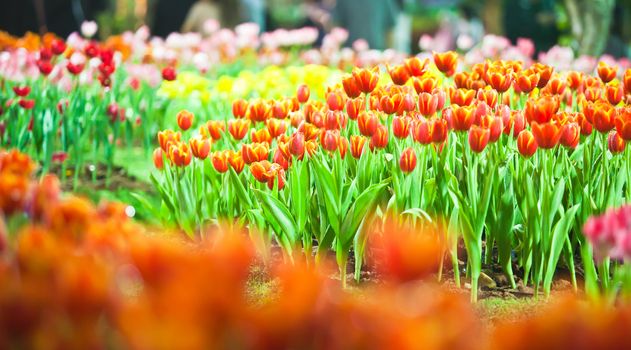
[340,182,387,249]
[543,204,580,294]
[253,188,299,246]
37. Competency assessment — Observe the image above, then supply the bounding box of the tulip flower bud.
[296,84,310,104]
[560,122,580,149]
[162,66,177,81]
[289,132,305,158]
[176,110,194,131]
[211,151,229,173]
[153,148,164,169]
[517,130,538,158]
[350,135,366,159]
[608,131,626,154]
[399,147,417,173]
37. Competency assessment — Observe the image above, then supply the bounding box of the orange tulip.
[486,116,504,143]
[168,142,192,167]
[232,99,248,118]
[531,121,563,149]
[388,64,411,85]
[468,125,490,153]
[404,56,428,77]
[153,148,164,170]
[485,70,512,93]
[358,111,379,137]
[608,131,626,154]
[606,83,623,105]
[515,70,539,93]
[449,88,476,106]
[477,89,498,109]
[545,77,567,95]
[251,128,273,144]
[296,84,310,104]
[248,99,271,122]
[320,129,339,152]
[524,96,559,124]
[272,100,290,119]
[412,118,432,145]
[560,122,580,149]
[584,86,603,102]
[345,97,365,120]
[342,74,361,98]
[597,61,617,83]
[592,103,615,133]
[392,116,411,139]
[211,151,229,173]
[176,110,194,131]
[266,119,287,138]
[305,139,318,156]
[157,130,181,152]
[412,76,438,94]
[418,92,439,117]
[228,119,250,140]
[338,136,349,159]
[566,71,583,91]
[350,135,367,159]
[577,112,593,136]
[189,137,211,160]
[517,130,537,157]
[502,110,526,137]
[288,132,305,158]
[352,67,380,94]
[450,105,475,131]
[326,90,346,111]
[432,118,449,143]
[399,147,417,173]
[227,150,245,174]
[614,108,631,141]
[532,63,553,88]
[241,142,269,164]
[433,51,458,76]
[370,124,389,149]
[624,69,631,95]
[250,160,272,182]
[205,120,225,140]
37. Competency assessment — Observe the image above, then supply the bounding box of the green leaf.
[253,188,299,245]
[339,182,387,250]
[543,204,580,293]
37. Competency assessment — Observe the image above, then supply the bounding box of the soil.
[47,163,154,193]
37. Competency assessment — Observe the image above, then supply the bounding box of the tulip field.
[1,24,631,348]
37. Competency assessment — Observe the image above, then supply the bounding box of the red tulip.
[51,39,66,55]
[450,105,475,131]
[560,122,580,149]
[431,118,449,143]
[358,111,379,137]
[342,74,361,98]
[212,151,229,173]
[189,137,211,160]
[320,130,339,152]
[161,66,177,81]
[296,84,310,103]
[468,125,490,153]
[531,121,563,149]
[606,84,623,105]
[352,67,380,94]
[608,131,626,154]
[399,147,417,173]
[13,86,31,97]
[392,116,411,139]
[232,99,248,118]
[418,92,439,117]
[592,104,616,133]
[412,118,432,145]
[350,135,367,159]
[370,124,389,149]
[524,96,560,124]
[168,142,192,167]
[18,99,35,109]
[228,119,250,140]
[176,110,194,131]
[614,108,631,141]
[517,130,537,158]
